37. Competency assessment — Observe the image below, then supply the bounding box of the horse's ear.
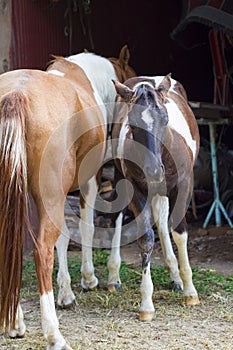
[119,45,130,69]
[157,73,171,100]
[112,80,134,101]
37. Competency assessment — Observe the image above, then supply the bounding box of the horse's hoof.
[8,324,26,338]
[62,344,73,350]
[172,282,183,292]
[81,277,99,290]
[185,295,200,306]
[57,299,77,310]
[9,333,25,339]
[139,311,155,322]
[82,284,99,292]
[108,283,121,292]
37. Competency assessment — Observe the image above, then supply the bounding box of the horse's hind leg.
[152,194,183,291]
[34,202,73,350]
[56,222,76,308]
[80,176,99,290]
[8,303,26,338]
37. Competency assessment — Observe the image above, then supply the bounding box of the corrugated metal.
[11,0,71,70]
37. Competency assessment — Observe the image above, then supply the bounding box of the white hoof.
[57,289,76,308]
[81,276,98,290]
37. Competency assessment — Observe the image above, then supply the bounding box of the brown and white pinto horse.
[0,46,135,349]
[112,75,200,321]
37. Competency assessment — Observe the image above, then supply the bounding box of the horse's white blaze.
[107,212,122,286]
[166,98,196,159]
[117,118,129,158]
[66,53,118,125]
[80,176,99,289]
[172,231,198,296]
[152,194,182,287]
[142,108,154,132]
[56,222,76,306]
[8,303,26,338]
[140,262,154,314]
[40,291,66,348]
[47,69,65,77]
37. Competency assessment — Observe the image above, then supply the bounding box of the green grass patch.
[21,248,233,306]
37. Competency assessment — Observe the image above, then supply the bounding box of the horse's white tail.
[0,91,32,331]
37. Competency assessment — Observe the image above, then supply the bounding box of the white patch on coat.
[142,108,154,132]
[80,176,99,290]
[151,75,178,94]
[66,53,118,124]
[172,231,198,297]
[152,194,182,287]
[139,75,197,159]
[140,262,155,314]
[165,98,196,159]
[117,118,130,159]
[56,222,76,307]
[140,75,178,94]
[107,212,122,286]
[40,291,66,347]
[47,69,65,77]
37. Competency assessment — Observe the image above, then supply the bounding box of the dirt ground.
[0,225,232,350]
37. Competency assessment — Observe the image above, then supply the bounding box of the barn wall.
[11,0,71,70]
[89,0,214,102]
[8,0,215,103]
[0,0,12,73]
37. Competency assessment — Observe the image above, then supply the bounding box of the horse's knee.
[138,228,154,268]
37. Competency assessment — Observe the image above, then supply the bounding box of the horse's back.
[0,68,106,192]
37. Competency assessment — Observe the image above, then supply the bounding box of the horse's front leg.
[107,212,123,292]
[169,182,200,306]
[152,194,183,291]
[136,206,155,322]
[56,222,76,308]
[8,303,26,338]
[80,177,99,290]
[138,229,155,321]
